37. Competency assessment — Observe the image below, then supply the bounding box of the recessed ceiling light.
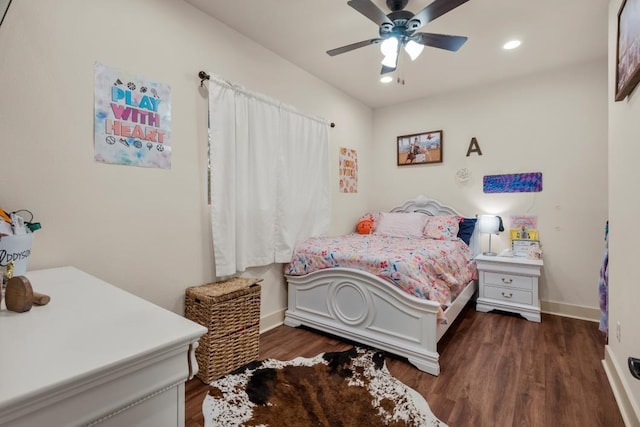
[380,76,393,83]
[503,40,521,50]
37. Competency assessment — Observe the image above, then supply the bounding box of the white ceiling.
[185,0,609,109]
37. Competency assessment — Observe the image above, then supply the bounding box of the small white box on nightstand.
[475,254,543,322]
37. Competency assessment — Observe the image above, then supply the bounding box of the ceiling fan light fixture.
[381,53,398,67]
[327,0,470,77]
[380,75,393,83]
[404,40,424,61]
[380,37,399,57]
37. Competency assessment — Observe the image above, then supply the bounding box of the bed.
[283,195,479,376]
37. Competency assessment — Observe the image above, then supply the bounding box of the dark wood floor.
[185,304,624,426]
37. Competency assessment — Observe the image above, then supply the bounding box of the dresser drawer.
[483,271,533,290]
[483,285,533,305]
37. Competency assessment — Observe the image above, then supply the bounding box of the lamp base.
[482,251,497,256]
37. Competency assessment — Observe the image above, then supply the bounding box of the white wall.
[0,0,372,328]
[372,60,608,315]
[0,0,631,415]
[606,0,640,422]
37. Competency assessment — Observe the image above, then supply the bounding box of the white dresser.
[475,254,544,322]
[0,267,207,427]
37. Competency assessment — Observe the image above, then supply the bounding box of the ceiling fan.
[327,0,470,75]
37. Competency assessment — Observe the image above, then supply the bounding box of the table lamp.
[478,214,503,256]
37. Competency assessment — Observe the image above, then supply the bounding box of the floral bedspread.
[284,233,476,309]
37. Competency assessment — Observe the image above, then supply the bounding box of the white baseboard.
[259,308,286,333]
[603,345,640,427]
[540,300,600,322]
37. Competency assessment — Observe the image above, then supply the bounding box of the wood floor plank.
[185,304,624,427]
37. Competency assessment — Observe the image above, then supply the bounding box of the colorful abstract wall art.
[94,62,172,169]
[483,172,542,193]
[339,147,358,193]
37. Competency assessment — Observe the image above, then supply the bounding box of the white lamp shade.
[380,37,399,68]
[380,37,399,56]
[381,53,398,67]
[404,40,424,60]
[478,215,501,234]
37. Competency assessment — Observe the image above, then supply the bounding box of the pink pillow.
[423,215,461,240]
[374,212,429,239]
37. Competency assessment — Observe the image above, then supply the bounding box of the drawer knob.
[501,292,513,298]
[501,278,513,284]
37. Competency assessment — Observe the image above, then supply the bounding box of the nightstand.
[475,254,543,322]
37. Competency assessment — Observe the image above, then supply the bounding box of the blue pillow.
[457,218,477,246]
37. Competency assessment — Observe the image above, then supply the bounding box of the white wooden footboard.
[285,268,470,376]
[438,278,477,341]
[284,195,480,376]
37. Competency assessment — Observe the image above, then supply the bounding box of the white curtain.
[208,76,330,277]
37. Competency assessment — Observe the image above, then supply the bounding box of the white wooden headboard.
[389,195,480,257]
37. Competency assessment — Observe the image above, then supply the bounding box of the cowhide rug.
[202,347,447,427]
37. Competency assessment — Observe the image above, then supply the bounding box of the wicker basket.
[185,277,262,383]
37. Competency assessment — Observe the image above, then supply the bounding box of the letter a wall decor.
[94,62,172,169]
[483,172,543,193]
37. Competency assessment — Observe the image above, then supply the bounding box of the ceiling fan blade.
[408,0,470,31]
[347,0,393,27]
[414,32,468,52]
[327,38,381,56]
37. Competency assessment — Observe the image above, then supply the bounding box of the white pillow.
[374,212,429,239]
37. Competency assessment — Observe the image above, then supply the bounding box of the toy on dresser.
[527,242,543,260]
[2,262,51,312]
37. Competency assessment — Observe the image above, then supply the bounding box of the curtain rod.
[198,71,335,128]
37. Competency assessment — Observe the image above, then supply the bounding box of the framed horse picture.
[397,130,443,166]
